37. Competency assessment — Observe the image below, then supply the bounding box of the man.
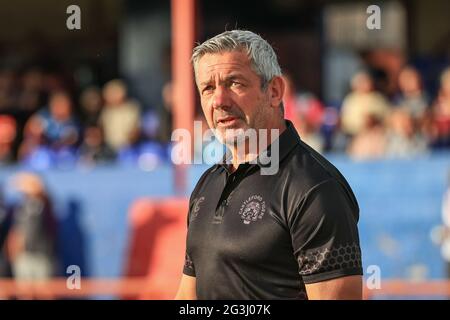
[175,30,363,300]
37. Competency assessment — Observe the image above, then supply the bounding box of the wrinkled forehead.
[195,51,255,82]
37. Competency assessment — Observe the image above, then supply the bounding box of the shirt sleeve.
[289,178,363,284]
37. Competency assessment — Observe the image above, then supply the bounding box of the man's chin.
[215,127,250,145]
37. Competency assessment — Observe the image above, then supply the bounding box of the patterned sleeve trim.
[297,243,363,283]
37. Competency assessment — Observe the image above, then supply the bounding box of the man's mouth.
[216,116,239,126]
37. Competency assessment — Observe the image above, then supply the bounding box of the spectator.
[282,74,325,152]
[35,91,80,150]
[282,74,325,136]
[385,108,428,158]
[99,79,141,151]
[326,111,350,154]
[393,66,429,120]
[78,125,116,166]
[17,91,80,169]
[429,67,450,149]
[117,116,166,170]
[348,114,386,160]
[341,71,391,137]
[5,172,58,281]
[296,115,325,153]
[79,86,103,127]
[18,114,47,162]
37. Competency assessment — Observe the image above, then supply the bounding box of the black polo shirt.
[183,120,362,300]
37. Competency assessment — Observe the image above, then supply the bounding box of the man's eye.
[231,81,242,88]
[202,86,213,94]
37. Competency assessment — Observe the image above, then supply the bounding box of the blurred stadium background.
[0,0,450,299]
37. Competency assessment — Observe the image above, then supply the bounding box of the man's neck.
[228,120,287,173]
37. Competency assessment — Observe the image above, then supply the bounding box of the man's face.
[196,50,271,144]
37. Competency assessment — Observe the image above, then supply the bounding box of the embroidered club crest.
[239,195,266,224]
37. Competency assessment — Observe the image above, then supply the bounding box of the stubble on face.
[196,51,271,146]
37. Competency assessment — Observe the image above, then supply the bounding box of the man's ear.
[269,76,285,109]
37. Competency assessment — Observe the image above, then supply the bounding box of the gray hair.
[192,30,282,90]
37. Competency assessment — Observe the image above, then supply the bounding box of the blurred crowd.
[0,67,172,170]
[1,64,450,169]
[286,65,450,160]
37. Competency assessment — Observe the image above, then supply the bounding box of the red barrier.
[123,197,189,299]
[1,278,448,299]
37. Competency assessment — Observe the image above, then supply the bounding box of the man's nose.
[212,86,231,109]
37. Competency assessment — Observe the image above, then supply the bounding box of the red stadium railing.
[0,278,449,299]
[0,277,171,299]
[363,279,450,299]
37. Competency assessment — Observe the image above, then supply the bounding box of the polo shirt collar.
[212,120,300,173]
